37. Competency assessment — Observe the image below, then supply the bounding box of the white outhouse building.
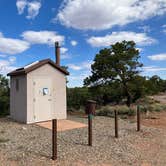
[7,42,69,124]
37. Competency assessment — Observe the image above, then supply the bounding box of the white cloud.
[56,0,166,30]
[61,47,68,54]
[0,54,7,58]
[0,32,30,55]
[87,31,156,47]
[9,56,16,64]
[162,24,166,33]
[68,70,91,87]
[26,1,41,19]
[16,0,41,19]
[138,25,151,33]
[68,61,92,71]
[0,59,17,75]
[16,0,27,14]
[70,40,77,46]
[60,47,70,59]
[143,66,166,72]
[21,30,65,46]
[162,24,166,28]
[148,53,166,61]
[61,54,70,59]
[68,64,82,70]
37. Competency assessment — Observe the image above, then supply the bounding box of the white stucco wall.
[10,75,27,123]
[26,64,67,123]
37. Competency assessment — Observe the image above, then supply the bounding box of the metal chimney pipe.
[55,42,60,66]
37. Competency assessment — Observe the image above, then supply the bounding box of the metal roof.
[7,59,69,76]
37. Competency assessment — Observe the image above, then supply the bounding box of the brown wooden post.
[52,119,57,160]
[114,110,118,138]
[85,100,96,146]
[88,114,93,146]
[137,105,140,131]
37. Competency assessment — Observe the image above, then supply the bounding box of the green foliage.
[127,75,147,102]
[67,87,92,110]
[139,104,166,112]
[88,82,124,105]
[84,41,143,107]
[0,75,9,116]
[137,97,166,112]
[96,105,136,117]
[144,75,166,94]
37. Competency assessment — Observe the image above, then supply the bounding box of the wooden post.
[114,110,118,138]
[85,100,96,146]
[88,114,93,146]
[137,105,140,131]
[52,119,57,160]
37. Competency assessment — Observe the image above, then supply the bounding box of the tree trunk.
[126,93,131,107]
[123,82,132,107]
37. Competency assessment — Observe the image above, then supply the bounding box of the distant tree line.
[67,75,166,110]
[0,74,9,116]
[1,73,165,115]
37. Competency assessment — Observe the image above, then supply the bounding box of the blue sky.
[0,0,166,87]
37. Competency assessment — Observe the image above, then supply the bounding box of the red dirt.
[141,111,166,129]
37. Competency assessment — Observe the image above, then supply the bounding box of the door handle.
[48,99,52,101]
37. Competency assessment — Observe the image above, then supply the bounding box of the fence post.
[88,114,93,146]
[52,119,57,160]
[85,100,96,146]
[137,105,140,131]
[114,110,118,138]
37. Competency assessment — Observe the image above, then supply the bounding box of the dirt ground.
[150,93,166,105]
[142,93,166,129]
[142,111,166,129]
[0,112,166,166]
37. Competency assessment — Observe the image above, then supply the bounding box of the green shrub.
[0,138,9,143]
[0,75,9,116]
[138,102,166,113]
[96,105,136,117]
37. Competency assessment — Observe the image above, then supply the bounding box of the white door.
[33,78,53,122]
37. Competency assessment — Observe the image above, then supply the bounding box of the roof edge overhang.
[7,59,69,76]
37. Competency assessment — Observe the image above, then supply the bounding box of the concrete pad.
[141,163,151,166]
[36,119,87,131]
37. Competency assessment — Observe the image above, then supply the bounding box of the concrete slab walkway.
[36,119,87,131]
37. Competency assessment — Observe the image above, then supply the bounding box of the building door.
[33,78,53,122]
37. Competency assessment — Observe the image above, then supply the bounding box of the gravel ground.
[0,115,166,166]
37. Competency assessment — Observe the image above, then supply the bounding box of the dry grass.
[0,138,9,143]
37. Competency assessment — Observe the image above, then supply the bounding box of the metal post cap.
[86,100,96,104]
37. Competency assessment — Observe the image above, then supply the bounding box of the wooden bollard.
[114,110,118,138]
[85,100,96,146]
[137,106,140,131]
[88,114,93,146]
[52,119,57,160]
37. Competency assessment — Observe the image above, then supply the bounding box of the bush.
[0,75,9,116]
[96,105,136,117]
[137,96,166,112]
[67,87,92,110]
[139,103,166,112]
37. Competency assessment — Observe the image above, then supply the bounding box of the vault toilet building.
[7,42,69,124]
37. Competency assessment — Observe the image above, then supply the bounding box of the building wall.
[27,64,67,123]
[10,75,27,123]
